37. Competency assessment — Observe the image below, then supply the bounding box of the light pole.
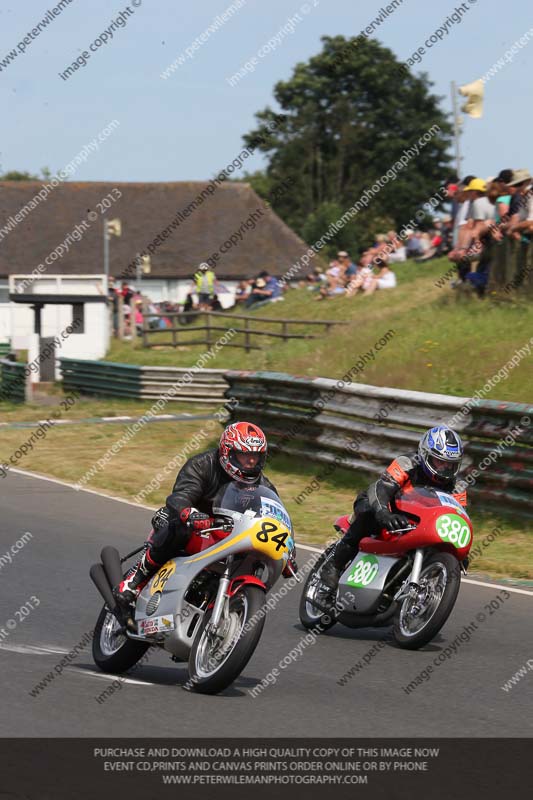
[103,218,122,288]
[451,81,462,178]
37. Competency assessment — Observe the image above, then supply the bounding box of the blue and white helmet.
[418,426,463,484]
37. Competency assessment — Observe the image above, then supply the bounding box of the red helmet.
[219,421,267,484]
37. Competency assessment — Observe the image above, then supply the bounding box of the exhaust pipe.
[90,563,118,612]
[100,546,124,590]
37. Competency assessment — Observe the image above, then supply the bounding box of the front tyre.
[299,544,338,632]
[93,605,149,672]
[187,585,266,695]
[393,552,461,650]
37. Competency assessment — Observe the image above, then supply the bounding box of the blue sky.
[0,0,531,183]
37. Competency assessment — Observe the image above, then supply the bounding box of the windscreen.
[400,486,445,507]
[213,482,292,531]
[399,486,470,519]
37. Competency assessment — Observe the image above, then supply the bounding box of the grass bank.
[107,258,533,401]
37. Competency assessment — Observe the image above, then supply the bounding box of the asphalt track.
[1,469,531,737]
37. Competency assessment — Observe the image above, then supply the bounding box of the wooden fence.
[140,311,346,352]
[489,238,533,294]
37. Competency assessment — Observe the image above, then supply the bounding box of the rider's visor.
[235,452,262,468]
[428,455,458,480]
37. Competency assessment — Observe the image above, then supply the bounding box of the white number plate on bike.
[138,616,175,636]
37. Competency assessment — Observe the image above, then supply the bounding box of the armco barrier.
[60,358,227,403]
[224,371,533,518]
[0,359,31,404]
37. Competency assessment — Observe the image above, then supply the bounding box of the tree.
[242,35,452,253]
[0,166,52,181]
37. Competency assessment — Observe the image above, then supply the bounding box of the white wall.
[2,274,111,380]
[0,303,12,342]
[0,275,238,370]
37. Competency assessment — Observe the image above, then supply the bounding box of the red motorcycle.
[299,487,472,649]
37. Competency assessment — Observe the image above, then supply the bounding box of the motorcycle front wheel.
[299,545,338,632]
[187,585,266,695]
[393,552,461,649]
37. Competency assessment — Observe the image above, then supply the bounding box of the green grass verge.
[1,417,530,582]
[0,394,211,423]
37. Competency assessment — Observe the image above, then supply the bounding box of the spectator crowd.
[304,217,452,301]
[109,167,530,336]
[446,168,533,295]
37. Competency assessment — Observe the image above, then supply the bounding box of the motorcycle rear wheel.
[93,605,149,672]
[187,585,266,695]
[393,552,461,650]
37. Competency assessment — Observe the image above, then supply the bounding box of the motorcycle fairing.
[337,552,401,614]
[133,515,288,658]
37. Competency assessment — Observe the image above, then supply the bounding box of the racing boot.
[320,541,358,591]
[114,548,162,607]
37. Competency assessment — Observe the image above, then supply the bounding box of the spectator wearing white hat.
[504,169,533,239]
[337,250,358,282]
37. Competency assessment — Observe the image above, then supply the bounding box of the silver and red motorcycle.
[90,484,296,694]
[299,487,473,649]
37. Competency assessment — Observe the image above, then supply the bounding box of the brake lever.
[393,525,417,535]
[285,561,301,582]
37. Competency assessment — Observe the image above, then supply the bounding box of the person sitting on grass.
[386,231,407,263]
[317,260,348,300]
[345,251,374,296]
[337,250,358,281]
[362,258,397,295]
[245,272,281,309]
[305,266,328,291]
[234,280,250,304]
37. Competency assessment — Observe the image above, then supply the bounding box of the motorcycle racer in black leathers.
[115,421,295,606]
[321,425,466,590]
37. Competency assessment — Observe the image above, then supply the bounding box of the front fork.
[207,556,233,635]
[394,549,424,602]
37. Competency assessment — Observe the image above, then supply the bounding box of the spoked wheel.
[299,545,338,632]
[93,605,149,672]
[393,552,461,649]
[188,585,266,695]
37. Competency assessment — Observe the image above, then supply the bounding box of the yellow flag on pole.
[458,79,484,118]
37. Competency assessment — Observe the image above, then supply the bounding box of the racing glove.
[179,507,214,531]
[376,509,411,532]
[151,506,170,530]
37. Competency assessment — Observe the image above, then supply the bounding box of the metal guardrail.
[0,359,31,404]
[224,371,533,518]
[60,358,228,403]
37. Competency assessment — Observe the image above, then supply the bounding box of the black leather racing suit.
[334,452,467,568]
[149,448,277,564]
